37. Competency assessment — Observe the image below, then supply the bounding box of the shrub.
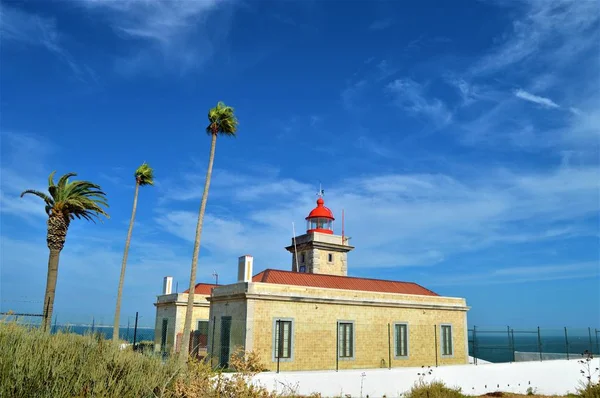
[576,350,600,398]
[0,320,183,398]
[403,367,466,398]
[403,380,466,398]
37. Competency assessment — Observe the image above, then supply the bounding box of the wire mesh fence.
[469,326,600,364]
[3,310,599,370]
[0,311,155,348]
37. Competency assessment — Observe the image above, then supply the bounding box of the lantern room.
[306,198,334,234]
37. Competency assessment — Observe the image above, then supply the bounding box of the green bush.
[0,321,183,398]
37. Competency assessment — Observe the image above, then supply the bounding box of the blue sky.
[0,0,598,329]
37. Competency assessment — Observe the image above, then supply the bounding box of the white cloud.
[80,0,234,74]
[156,163,599,272]
[470,0,599,76]
[0,5,96,82]
[386,79,452,126]
[514,89,560,108]
[428,261,599,287]
[341,79,368,111]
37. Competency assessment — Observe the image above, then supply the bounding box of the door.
[219,316,232,368]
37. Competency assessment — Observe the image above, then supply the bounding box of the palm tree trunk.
[112,181,141,342]
[179,133,218,363]
[42,249,61,333]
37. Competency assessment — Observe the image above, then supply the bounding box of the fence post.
[511,328,515,362]
[434,325,438,367]
[564,327,569,360]
[132,312,139,350]
[473,325,477,365]
[537,326,542,362]
[507,326,511,363]
[387,323,391,370]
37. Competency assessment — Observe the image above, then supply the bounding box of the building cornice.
[285,241,355,253]
[154,300,210,308]
[208,292,469,312]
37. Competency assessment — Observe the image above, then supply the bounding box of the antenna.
[342,208,345,245]
[292,222,300,272]
[212,270,219,286]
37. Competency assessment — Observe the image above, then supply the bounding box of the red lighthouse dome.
[306,197,334,234]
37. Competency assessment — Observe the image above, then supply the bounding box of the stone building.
[153,277,216,356]
[154,196,470,371]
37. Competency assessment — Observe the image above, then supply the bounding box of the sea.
[468,329,599,363]
[51,325,599,364]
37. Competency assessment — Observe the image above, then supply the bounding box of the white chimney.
[238,255,254,283]
[162,276,173,295]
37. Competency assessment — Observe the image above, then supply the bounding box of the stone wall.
[209,282,469,371]
[153,292,211,354]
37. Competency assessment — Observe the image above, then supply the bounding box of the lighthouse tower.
[285,196,354,276]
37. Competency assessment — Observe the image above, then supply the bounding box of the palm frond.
[20,190,53,206]
[22,172,109,222]
[206,101,239,137]
[57,172,77,191]
[135,162,154,186]
[48,171,57,188]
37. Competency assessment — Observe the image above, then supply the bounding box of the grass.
[0,321,183,397]
[0,321,284,398]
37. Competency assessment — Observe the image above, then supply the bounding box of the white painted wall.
[250,358,599,397]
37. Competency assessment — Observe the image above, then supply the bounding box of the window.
[394,323,408,357]
[338,321,354,359]
[328,253,333,262]
[196,320,209,349]
[441,324,453,356]
[300,253,305,263]
[273,319,293,360]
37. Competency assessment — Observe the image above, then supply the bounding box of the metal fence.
[469,326,600,364]
[0,311,155,348]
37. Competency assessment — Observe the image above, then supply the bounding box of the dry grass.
[0,321,303,398]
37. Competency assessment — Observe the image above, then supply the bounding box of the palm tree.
[112,162,154,342]
[179,101,239,363]
[21,172,109,333]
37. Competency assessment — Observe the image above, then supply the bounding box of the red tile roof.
[183,283,218,295]
[252,269,438,296]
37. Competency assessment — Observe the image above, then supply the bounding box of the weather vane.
[316,182,324,198]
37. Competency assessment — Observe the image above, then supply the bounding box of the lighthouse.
[285,195,354,276]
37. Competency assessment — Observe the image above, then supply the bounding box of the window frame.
[271,318,294,362]
[393,322,409,359]
[440,323,454,358]
[337,320,355,360]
